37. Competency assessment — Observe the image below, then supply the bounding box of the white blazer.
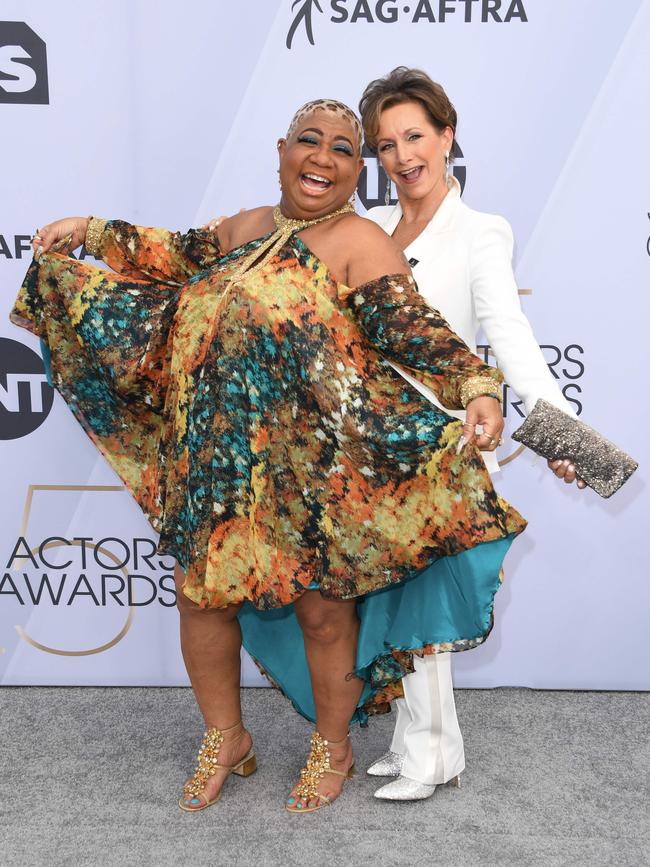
[366,176,575,473]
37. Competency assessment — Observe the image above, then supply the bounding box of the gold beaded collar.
[226,201,354,284]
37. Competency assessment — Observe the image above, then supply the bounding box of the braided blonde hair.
[286,99,363,152]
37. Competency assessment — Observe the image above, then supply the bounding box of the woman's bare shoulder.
[333,213,410,286]
[335,212,400,248]
[219,206,274,253]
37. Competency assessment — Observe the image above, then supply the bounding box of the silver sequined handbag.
[511,399,638,498]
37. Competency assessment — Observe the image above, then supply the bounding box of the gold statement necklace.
[226,201,355,284]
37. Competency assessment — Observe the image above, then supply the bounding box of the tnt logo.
[0,22,49,105]
[0,338,53,440]
[357,143,399,211]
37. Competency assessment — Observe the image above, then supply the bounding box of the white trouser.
[389,652,465,786]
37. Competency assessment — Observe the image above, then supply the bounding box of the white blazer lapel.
[402,177,461,271]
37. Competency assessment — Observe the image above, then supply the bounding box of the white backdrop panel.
[1,0,647,688]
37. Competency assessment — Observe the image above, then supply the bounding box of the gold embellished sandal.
[286,731,355,813]
[179,722,257,812]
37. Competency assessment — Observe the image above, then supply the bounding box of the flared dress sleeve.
[85,218,222,283]
[344,273,503,411]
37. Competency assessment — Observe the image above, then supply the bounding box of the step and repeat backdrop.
[1,0,648,688]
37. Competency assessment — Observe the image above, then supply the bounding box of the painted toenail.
[287,797,295,805]
[297,802,303,809]
[191,798,200,804]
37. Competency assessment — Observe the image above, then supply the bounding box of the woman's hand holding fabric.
[32,217,89,258]
[460,396,504,453]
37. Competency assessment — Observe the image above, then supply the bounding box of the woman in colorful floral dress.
[13,100,525,813]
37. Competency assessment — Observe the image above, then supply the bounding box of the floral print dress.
[12,220,525,721]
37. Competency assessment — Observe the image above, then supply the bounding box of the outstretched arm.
[85,218,222,282]
[348,271,503,411]
[32,215,223,283]
[341,221,504,450]
[342,221,503,409]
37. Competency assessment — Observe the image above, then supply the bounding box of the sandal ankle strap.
[322,767,349,778]
[209,720,243,735]
[318,731,350,747]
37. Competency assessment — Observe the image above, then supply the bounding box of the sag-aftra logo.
[0,22,49,104]
[287,0,528,48]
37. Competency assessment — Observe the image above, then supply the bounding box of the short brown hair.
[359,67,457,155]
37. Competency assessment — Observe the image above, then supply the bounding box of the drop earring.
[384,174,392,206]
[349,190,357,207]
[444,151,450,179]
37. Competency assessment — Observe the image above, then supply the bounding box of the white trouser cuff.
[389,697,410,755]
[397,653,465,785]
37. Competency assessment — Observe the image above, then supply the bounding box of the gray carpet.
[1,688,648,867]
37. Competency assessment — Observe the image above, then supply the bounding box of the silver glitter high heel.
[366,751,404,777]
[374,773,461,801]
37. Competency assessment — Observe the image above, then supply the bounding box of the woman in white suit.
[359,67,583,801]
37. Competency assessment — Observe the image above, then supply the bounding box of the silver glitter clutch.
[511,399,638,498]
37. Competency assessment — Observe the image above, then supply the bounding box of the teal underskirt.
[40,338,53,387]
[238,534,513,725]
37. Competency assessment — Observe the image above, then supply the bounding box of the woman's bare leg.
[175,564,252,808]
[288,590,363,808]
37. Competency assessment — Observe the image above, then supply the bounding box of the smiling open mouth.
[300,173,333,192]
[399,166,424,183]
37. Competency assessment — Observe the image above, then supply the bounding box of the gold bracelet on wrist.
[84,217,107,257]
[459,375,503,409]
